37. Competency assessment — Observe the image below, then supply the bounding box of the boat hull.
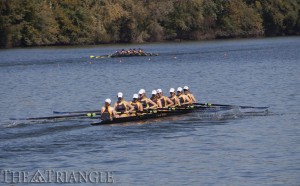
[92,109,192,125]
[110,53,157,58]
[91,106,226,125]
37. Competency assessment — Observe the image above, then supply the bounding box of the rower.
[169,88,181,107]
[183,86,197,103]
[150,90,162,108]
[101,98,118,121]
[113,92,134,116]
[157,89,174,108]
[130,94,143,112]
[177,87,192,105]
[138,89,157,109]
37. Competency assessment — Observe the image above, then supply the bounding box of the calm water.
[0,37,299,185]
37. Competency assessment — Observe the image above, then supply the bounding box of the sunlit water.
[0,37,299,185]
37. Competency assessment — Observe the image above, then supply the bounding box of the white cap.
[183,86,189,90]
[138,89,145,94]
[157,89,162,93]
[105,98,111,104]
[170,88,175,93]
[177,87,183,92]
[152,90,157,95]
[133,94,138,99]
[117,92,123,98]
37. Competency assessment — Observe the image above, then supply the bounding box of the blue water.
[0,37,299,185]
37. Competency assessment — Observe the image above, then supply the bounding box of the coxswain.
[183,86,197,103]
[169,88,181,107]
[177,87,192,105]
[156,89,174,108]
[150,90,162,108]
[130,93,143,112]
[113,92,134,117]
[100,98,118,121]
[138,89,157,109]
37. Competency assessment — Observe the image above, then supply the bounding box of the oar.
[194,103,269,109]
[10,113,99,121]
[53,105,214,115]
[90,55,110,59]
[53,109,140,115]
[53,110,100,114]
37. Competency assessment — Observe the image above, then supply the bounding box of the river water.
[0,37,299,185]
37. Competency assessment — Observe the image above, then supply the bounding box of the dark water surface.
[0,37,299,185]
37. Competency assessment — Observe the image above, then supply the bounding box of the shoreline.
[1,35,299,50]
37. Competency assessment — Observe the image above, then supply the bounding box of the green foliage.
[216,0,263,38]
[0,0,299,48]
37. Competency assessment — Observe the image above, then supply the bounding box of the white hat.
[138,89,145,94]
[177,87,183,92]
[157,89,162,93]
[152,90,157,95]
[169,88,175,93]
[117,92,123,98]
[105,98,111,104]
[133,94,138,99]
[183,86,189,90]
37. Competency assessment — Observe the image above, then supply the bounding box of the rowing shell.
[91,106,227,125]
[110,53,158,58]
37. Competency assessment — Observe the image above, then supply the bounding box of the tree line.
[1,0,299,48]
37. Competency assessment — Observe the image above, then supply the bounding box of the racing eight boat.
[91,105,229,125]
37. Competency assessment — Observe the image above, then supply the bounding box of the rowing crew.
[101,86,197,121]
[114,48,144,55]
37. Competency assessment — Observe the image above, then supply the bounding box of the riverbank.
[1,0,299,49]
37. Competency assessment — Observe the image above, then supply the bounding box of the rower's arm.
[157,99,162,108]
[100,107,105,115]
[111,108,119,118]
[148,99,158,109]
[138,103,143,111]
[175,97,181,107]
[126,102,135,113]
[185,95,193,105]
[165,97,174,107]
[191,94,197,103]
[113,103,117,109]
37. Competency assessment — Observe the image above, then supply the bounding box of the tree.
[0,0,299,48]
[215,0,263,38]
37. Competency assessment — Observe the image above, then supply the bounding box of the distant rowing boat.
[90,50,159,59]
[110,52,158,58]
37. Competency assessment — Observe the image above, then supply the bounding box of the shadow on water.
[88,108,272,139]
